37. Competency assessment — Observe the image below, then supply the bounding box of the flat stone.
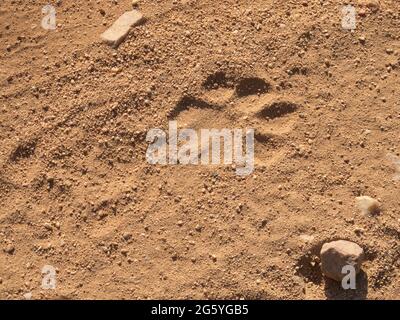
[320,240,364,282]
[100,10,144,48]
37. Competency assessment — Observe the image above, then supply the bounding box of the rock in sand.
[101,10,144,48]
[320,240,364,282]
[356,196,380,215]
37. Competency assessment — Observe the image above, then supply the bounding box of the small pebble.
[44,223,53,231]
[4,244,15,254]
[123,232,132,241]
[356,196,380,215]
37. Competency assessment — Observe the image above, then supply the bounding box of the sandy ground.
[0,0,399,300]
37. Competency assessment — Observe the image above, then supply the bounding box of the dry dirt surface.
[0,0,399,300]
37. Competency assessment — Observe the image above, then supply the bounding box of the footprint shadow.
[235,77,271,97]
[169,70,304,167]
[168,95,221,120]
[257,101,299,120]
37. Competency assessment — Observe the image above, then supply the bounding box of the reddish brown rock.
[320,240,364,281]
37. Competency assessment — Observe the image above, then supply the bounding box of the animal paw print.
[168,70,304,167]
